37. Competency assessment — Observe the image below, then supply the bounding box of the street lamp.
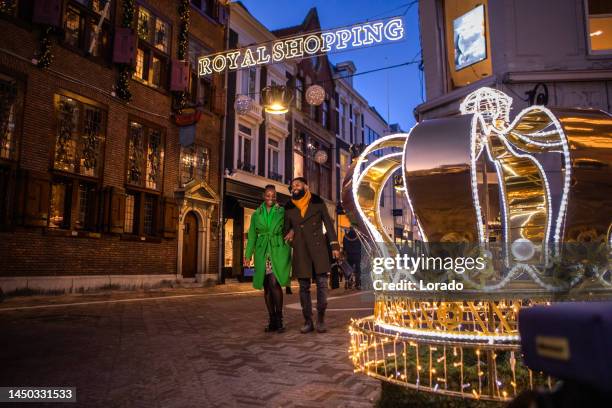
[261,84,292,114]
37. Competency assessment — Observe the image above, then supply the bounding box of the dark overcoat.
[284,193,340,279]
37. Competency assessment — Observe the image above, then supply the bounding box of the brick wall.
[0,0,226,278]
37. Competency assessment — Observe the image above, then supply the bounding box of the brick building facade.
[0,0,227,292]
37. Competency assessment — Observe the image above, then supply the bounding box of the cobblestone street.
[0,285,380,408]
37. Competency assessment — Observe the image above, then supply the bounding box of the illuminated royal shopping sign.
[198,16,405,76]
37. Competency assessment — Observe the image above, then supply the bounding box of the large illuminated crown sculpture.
[342,87,612,401]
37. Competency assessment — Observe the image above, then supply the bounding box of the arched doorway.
[182,212,199,278]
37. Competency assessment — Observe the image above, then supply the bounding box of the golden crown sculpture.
[341,87,612,401]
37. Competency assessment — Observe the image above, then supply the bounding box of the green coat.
[245,203,292,290]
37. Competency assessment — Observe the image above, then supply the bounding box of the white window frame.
[236,122,256,172]
[266,136,283,181]
[340,100,347,140]
[240,67,259,102]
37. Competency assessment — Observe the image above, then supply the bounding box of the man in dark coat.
[284,177,340,333]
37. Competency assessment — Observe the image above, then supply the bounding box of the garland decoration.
[115,0,136,101]
[36,27,54,69]
[177,0,190,60]
[173,0,191,114]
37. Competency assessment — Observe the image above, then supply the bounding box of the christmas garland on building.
[36,27,54,68]
[174,0,190,114]
[116,0,135,101]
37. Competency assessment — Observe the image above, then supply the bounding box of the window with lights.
[180,144,210,187]
[134,5,170,89]
[0,74,21,162]
[124,120,165,237]
[49,93,106,231]
[0,73,23,229]
[126,120,164,191]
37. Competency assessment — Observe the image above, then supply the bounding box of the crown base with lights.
[342,87,612,402]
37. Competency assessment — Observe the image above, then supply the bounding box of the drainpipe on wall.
[217,8,230,284]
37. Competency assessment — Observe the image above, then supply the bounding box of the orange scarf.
[291,190,311,218]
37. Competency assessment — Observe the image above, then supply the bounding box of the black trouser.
[263,273,283,319]
[347,258,361,288]
[298,274,328,321]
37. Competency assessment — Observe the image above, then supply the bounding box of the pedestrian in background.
[343,226,362,290]
[245,185,292,333]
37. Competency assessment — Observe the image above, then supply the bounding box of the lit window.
[65,7,82,48]
[124,193,136,234]
[0,75,20,161]
[587,0,612,53]
[180,144,210,186]
[123,191,158,237]
[134,5,170,89]
[49,182,69,229]
[127,121,164,190]
[54,95,105,177]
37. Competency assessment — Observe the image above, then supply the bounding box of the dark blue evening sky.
[236,0,423,131]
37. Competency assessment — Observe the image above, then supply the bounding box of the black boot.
[264,314,278,332]
[316,310,327,333]
[276,311,286,333]
[300,319,314,333]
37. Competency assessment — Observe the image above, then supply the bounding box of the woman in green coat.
[245,185,292,332]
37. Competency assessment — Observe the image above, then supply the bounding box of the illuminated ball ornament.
[234,94,253,115]
[314,149,328,164]
[305,84,325,106]
[511,238,536,261]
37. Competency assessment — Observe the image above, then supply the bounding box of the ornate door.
[182,212,198,278]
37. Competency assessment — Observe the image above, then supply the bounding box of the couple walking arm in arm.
[245,178,340,334]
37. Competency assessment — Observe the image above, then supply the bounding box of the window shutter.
[112,27,136,65]
[0,167,16,230]
[24,173,50,227]
[110,188,125,233]
[170,59,189,92]
[32,0,62,27]
[107,187,125,234]
[88,187,100,231]
[161,197,178,238]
